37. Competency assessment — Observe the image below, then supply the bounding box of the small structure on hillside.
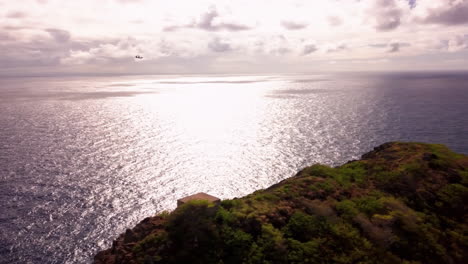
[177,192,221,207]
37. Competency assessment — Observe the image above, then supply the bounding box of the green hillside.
[95,142,468,264]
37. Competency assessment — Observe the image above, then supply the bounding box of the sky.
[1,0,468,76]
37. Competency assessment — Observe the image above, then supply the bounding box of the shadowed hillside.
[95,142,468,264]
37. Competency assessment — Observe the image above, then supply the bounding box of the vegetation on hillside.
[95,142,468,264]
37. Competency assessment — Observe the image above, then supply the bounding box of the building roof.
[177,192,220,204]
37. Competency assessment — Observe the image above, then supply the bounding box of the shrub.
[221,227,253,264]
[287,238,322,264]
[338,162,367,184]
[165,200,221,263]
[436,184,468,215]
[354,194,386,216]
[284,211,329,242]
[336,200,359,218]
[303,164,337,178]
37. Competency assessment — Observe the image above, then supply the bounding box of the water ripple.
[0,73,467,263]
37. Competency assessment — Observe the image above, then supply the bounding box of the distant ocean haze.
[0,72,467,264]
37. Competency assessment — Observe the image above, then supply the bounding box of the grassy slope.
[95,142,468,264]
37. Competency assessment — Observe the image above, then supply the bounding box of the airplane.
[135,55,143,59]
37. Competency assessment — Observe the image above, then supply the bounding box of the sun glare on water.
[131,76,276,192]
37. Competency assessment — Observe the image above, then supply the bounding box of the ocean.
[1,72,467,263]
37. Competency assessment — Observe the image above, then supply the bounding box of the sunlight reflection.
[137,78,270,137]
[172,85,264,138]
[134,79,273,183]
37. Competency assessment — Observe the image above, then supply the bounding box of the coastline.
[94,142,468,264]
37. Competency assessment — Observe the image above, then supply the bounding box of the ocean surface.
[0,72,467,264]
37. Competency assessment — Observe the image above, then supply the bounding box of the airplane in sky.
[135,55,143,59]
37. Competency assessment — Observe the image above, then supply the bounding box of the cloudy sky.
[1,0,468,76]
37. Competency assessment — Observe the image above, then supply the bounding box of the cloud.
[0,26,133,69]
[421,1,468,25]
[162,25,182,32]
[260,35,293,55]
[197,8,222,30]
[164,8,252,32]
[327,44,347,53]
[269,47,291,55]
[388,42,401,52]
[45,28,71,42]
[407,0,417,8]
[6,11,27,18]
[1,0,468,75]
[60,37,199,66]
[376,10,402,31]
[281,20,308,30]
[369,42,410,52]
[208,38,232,52]
[371,0,404,31]
[369,43,388,48]
[327,16,342,27]
[0,27,78,68]
[443,35,468,52]
[0,39,64,68]
[62,41,136,65]
[302,44,318,55]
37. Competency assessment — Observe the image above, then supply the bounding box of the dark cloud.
[0,40,63,68]
[369,42,410,52]
[369,43,388,48]
[208,38,232,52]
[372,0,403,31]
[302,44,318,55]
[281,20,308,30]
[376,10,402,31]
[327,16,342,27]
[422,1,468,25]
[45,28,71,42]
[327,44,347,53]
[198,8,219,30]
[407,0,417,8]
[6,11,27,19]
[0,27,121,70]
[218,23,251,31]
[0,28,72,68]
[164,8,252,32]
[388,43,401,53]
[196,8,252,31]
